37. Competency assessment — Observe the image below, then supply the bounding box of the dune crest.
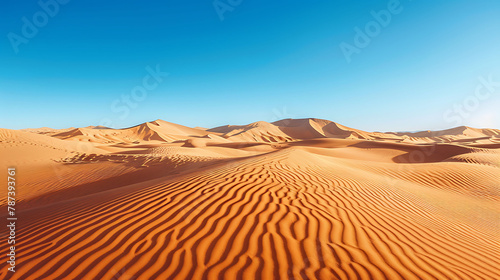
[1,119,499,280]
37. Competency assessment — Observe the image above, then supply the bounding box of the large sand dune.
[1,118,499,279]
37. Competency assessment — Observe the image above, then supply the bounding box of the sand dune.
[51,119,213,144]
[1,119,499,280]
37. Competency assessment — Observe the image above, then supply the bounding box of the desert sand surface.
[0,118,499,280]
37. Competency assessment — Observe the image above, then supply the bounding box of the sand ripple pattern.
[1,149,499,280]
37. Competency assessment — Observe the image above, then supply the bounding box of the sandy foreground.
[0,118,499,280]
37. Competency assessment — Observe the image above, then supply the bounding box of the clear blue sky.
[1,0,499,131]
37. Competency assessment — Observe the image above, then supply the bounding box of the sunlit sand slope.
[1,148,498,280]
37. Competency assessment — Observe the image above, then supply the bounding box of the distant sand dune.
[0,119,499,279]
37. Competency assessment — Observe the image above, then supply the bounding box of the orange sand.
[1,118,499,279]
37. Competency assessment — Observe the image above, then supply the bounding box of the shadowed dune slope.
[1,120,499,280]
[1,148,498,280]
[24,118,500,145]
[51,120,213,143]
